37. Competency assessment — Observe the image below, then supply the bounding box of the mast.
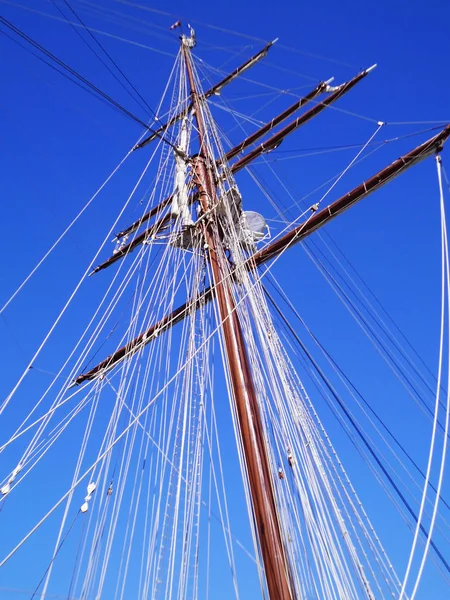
[228,64,376,173]
[114,80,327,242]
[97,71,372,273]
[75,122,450,382]
[70,27,449,590]
[181,31,295,600]
[134,39,277,151]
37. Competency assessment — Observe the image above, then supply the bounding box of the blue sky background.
[1,0,450,598]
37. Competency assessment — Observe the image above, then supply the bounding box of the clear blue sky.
[1,0,450,598]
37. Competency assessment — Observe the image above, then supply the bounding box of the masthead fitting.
[181,24,196,48]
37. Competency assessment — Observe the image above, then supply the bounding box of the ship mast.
[76,123,450,383]
[70,26,450,593]
[181,30,295,600]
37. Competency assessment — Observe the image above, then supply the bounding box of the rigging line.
[48,0,155,118]
[289,391,402,595]
[37,384,102,600]
[196,55,321,96]
[109,381,257,564]
[257,143,387,222]
[271,125,448,154]
[198,50,321,85]
[304,243,442,424]
[318,228,440,384]
[80,245,164,373]
[0,14,178,149]
[58,0,159,119]
[29,511,81,600]
[66,515,86,600]
[313,122,384,209]
[261,285,450,577]
[76,0,176,38]
[443,164,450,196]
[251,145,385,164]
[410,156,450,597]
[220,89,311,101]
[401,155,450,599]
[274,347,450,575]
[265,273,450,515]
[387,121,450,126]
[13,233,159,447]
[311,231,448,409]
[242,118,383,228]
[0,143,133,316]
[0,134,160,419]
[0,590,76,599]
[199,56,380,124]
[0,0,176,56]
[0,386,91,455]
[308,230,450,427]
[208,99,267,126]
[287,340,424,589]
[111,0,358,69]
[308,235,439,403]
[0,26,137,122]
[0,217,323,566]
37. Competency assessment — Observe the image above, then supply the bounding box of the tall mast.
[76,124,450,381]
[95,70,371,273]
[134,39,277,151]
[181,31,295,600]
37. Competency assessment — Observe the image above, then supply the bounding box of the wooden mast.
[76,123,450,381]
[92,61,374,274]
[181,31,295,600]
[113,79,331,242]
[134,39,277,151]
[94,70,371,273]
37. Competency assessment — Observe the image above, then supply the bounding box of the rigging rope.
[0,14,177,148]
[400,155,450,598]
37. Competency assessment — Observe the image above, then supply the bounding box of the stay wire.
[0,14,177,150]
[401,155,450,599]
[29,510,80,600]
[0,26,127,120]
[54,0,158,119]
[265,274,450,514]
[262,284,450,576]
[110,0,359,70]
[307,236,444,411]
[304,241,450,430]
[318,229,440,386]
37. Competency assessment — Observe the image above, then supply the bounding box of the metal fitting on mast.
[181,24,196,48]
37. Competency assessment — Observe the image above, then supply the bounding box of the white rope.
[0,148,132,316]
[403,155,450,599]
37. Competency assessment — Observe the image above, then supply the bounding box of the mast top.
[181,24,196,48]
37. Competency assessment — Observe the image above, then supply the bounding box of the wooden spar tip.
[435,123,450,151]
[227,64,376,175]
[252,122,450,266]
